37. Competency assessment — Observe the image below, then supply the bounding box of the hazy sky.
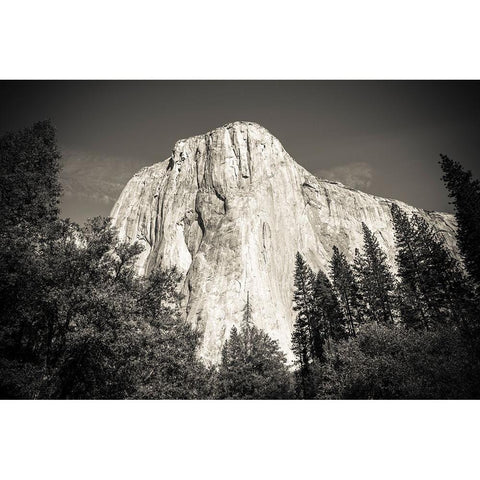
[1,80,479,224]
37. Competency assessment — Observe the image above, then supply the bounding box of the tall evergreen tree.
[242,291,253,327]
[241,291,256,362]
[390,204,475,329]
[354,223,396,324]
[330,246,359,336]
[440,154,480,286]
[217,298,292,399]
[312,270,347,344]
[291,253,316,366]
[290,253,319,397]
[353,248,369,322]
[220,325,243,392]
[391,204,435,328]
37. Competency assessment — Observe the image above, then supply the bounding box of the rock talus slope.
[111,121,457,363]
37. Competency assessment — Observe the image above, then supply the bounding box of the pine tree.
[354,223,396,324]
[291,253,316,366]
[242,291,253,327]
[390,203,475,329]
[412,215,468,317]
[241,291,255,362]
[219,325,243,393]
[217,298,292,399]
[440,154,480,286]
[291,313,313,398]
[391,204,432,328]
[330,246,359,336]
[291,253,329,398]
[353,248,369,322]
[313,270,347,344]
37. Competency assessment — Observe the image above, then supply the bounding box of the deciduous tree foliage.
[314,323,480,399]
[1,216,211,399]
[0,120,61,230]
[0,122,210,399]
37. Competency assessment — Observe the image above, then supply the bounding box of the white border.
[1,1,479,478]
[1,1,479,79]
[1,400,478,479]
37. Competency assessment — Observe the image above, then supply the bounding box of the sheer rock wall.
[111,121,457,363]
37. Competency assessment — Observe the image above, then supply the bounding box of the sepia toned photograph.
[1,80,479,400]
[3,2,480,479]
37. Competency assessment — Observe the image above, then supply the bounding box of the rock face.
[111,121,457,363]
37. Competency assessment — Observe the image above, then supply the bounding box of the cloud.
[316,161,373,190]
[59,149,144,205]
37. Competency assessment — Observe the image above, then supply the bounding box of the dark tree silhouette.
[330,246,359,336]
[0,120,61,230]
[312,269,347,345]
[0,122,210,399]
[391,204,476,330]
[354,223,396,324]
[291,253,317,397]
[217,298,292,399]
[440,154,480,286]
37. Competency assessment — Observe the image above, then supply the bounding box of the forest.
[1,120,479,399]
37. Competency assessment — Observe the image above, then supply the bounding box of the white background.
[1,1,479,479]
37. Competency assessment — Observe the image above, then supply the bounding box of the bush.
[314,323,480,399]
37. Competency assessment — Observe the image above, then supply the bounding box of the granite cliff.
[111,121,457,363]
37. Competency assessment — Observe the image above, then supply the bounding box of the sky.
[1,80,479,224]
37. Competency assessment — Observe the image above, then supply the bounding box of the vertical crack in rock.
[323,186,332,216]
[262,221,271,264]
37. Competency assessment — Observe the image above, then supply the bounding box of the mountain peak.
[111,124,458,364]
[223,120,271,132]
[172,120,277,155]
